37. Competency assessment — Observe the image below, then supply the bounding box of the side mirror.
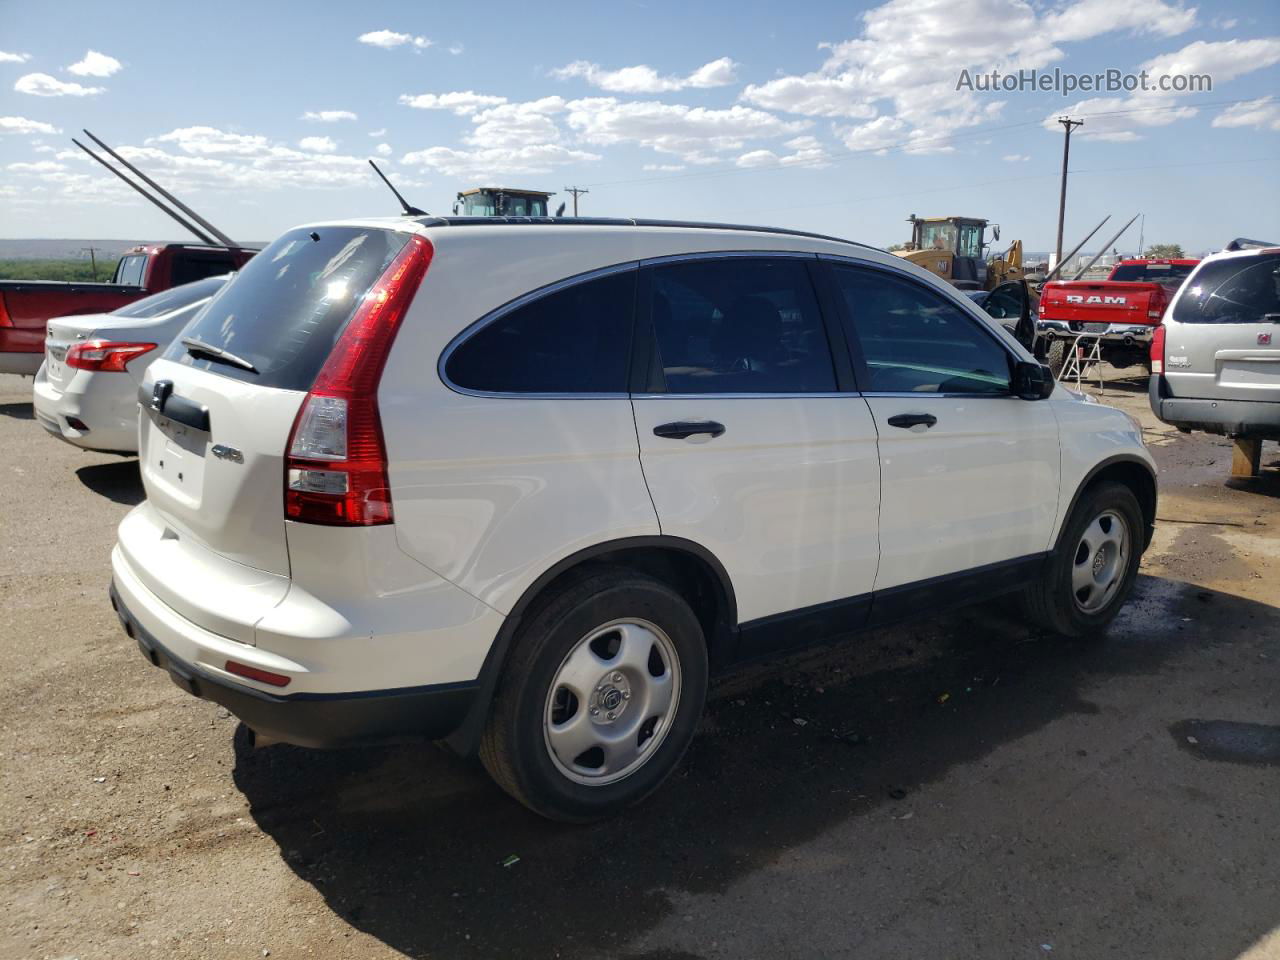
[452,202,460,215]
[1013,360,1054,400]
[992,225,1001,242]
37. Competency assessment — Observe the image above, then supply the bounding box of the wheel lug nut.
[590,707,600,716]
[607,711,616,720]
[612,673,623,682]
[622,691,631,699]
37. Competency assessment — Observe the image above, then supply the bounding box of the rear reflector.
[284,234,433,526]
[225,660,291,688]
[1150,323,1166,374]
[66,340,158,372]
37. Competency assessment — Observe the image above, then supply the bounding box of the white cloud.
[448,43,464,56]
[359,29,431,50]
[0,115,59,135]
[1043,0,1196,43]
[737,135,832,168]
[375,142,393,156]
[564,97,808,161]
[14,72,104,97]
[399,91,508,115]
[4,126,388,209]
[400,143,600,178]
[1002,153,1031,162]
[302,110,357,122]
[1212,96,1280,132]
[466,97,566,149]
[298,136,338,153]
[552,56,738,93]
[7,160,66,173]
[643,163,686,171]
[152,126,270,155]
[368,128,387,137]
[0,51,31,63]
[1044,38,1280,140]
[740,0,1203,155]
[66,50,122,77]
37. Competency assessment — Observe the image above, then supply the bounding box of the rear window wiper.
[181,337,259,374]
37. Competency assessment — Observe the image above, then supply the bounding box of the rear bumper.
[0,351,43,376]
[1038,320,1154,345]
[110,581,478,748]
[32,369,140,453]
[1149,375,1280,439]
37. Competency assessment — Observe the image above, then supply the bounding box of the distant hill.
[0,239,267,260]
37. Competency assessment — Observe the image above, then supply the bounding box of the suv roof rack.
[1224,237,1279,251]
[412,215,878,252]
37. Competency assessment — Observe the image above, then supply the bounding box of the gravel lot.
[2,370,1277,960]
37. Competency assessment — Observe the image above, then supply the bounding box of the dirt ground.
[2,369,1277,960]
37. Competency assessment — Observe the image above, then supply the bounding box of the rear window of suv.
[1109,262,1196,287]
[162,226,410,391]
[1172,253,1280,324]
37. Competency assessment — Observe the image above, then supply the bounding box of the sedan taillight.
[65,340,158,372]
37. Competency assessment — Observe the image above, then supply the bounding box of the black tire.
[1044,339,1067,379]
[479,565,708,822]
[1022,481,1144,637]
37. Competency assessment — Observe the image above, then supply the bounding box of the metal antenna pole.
[72,139,216,245]
[564,186,589,216]
[1054,117,1084,272]
[82,129,237,247]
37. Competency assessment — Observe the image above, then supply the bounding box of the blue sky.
[1,0,1277,253]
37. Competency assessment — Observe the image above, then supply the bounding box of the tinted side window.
[647,258,836,394]
[1172,254,1280,324]
[445,269,636,393]
[172,254,237,286]
[831,265,1012,394]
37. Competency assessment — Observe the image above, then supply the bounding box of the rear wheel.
[1022,481,1143,636]
[480,566,708,822]
[1044,339,1067,379]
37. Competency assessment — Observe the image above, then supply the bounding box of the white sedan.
[33,275,229,454]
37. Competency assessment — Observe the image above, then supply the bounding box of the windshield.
[111,276,228,319]
[1110,262,1196,288]
[1172,253,1280,324]
[459,193,548,217]
[919,223,956,252]
[162,226,410,390]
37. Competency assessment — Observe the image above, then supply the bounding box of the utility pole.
[1054,116,1084,271]
[80,246,99,281]
[564,186,589,216]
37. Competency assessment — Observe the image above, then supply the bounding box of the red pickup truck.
[1037,258,1199,374]
[0,243,256,375]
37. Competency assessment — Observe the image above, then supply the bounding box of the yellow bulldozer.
[894,215,1024,291]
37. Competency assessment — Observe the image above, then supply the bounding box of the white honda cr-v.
[110,217,1156,821]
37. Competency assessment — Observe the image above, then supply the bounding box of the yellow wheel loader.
[894,215,1024,291]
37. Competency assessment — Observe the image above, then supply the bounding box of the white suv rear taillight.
[284,235,433,526]
[1150,323,1166,374]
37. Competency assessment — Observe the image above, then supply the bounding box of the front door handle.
[887,413,937,430]
[653,420,726,440]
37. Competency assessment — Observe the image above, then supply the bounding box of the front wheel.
[1022,481,1144,637]
[479,567,708,822]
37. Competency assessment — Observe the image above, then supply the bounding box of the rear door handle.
[653,420,726,440]
[887,413,937,430]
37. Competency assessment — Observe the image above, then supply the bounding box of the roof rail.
[412,215,878,252]
[1224,237,1279,251]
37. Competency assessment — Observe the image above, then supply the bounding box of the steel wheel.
[543,618,682,786]
[1071,509,1129,613]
